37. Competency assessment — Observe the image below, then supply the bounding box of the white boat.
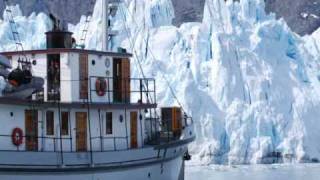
[0,0,195,180]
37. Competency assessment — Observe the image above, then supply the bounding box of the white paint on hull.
[0,156,183,180]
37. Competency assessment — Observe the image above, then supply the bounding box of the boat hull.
[0,155,184,180]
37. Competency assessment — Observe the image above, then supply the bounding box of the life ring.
[95,77,107,96]
[11,128,23,146]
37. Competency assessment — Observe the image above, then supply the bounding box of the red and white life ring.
[11,128,23,147]
[95,77,107,96]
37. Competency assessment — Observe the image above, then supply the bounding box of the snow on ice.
[0,0,320,165]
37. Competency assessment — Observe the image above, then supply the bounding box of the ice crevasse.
[0,0,320,165]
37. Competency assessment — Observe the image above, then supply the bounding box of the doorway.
[113,58,130,103]
[47,54,61,101]
[130,111,138,149]
[25,110,38,151]
[76,112,87,152]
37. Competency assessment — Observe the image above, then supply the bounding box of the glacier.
[0,0,320,165]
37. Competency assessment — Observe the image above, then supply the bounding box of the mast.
[102,0,120,51]
[102,0,109,51]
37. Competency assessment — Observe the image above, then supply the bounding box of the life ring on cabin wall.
[95,77,107,96]
[11,128,23,147]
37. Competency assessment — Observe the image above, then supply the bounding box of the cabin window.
[46,111,54,135]
[106,112,113,135]
[61,112,69,136]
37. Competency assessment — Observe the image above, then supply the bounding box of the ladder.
[79,0,95,49]
[3,0,30,67]
[79,12,93,48]
[4,0,24,53]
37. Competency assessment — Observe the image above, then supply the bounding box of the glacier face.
[1,0,320,165]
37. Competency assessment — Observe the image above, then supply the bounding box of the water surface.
[186,164,320,180]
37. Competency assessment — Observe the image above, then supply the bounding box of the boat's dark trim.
[0,152,184,174]
[0,137,195,174]
[154,136,196,150]
[0,98,157,109]
[1,48,132,58]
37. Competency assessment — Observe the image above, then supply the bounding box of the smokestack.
[46,14,73,49]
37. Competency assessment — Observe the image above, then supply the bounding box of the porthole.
[92,60,96,65]
[119,115,124,123]
[105,58,111,68]
[32,60,37,65]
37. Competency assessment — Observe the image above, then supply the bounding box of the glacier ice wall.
[1,0,320,165]
[0,5,51,51]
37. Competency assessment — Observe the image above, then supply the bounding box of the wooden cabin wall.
[10,53,132,104]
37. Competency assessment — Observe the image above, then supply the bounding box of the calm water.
[186,164,320,180]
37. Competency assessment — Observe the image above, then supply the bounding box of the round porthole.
[92,60,96,65]
[119,115,124,123]
[32,60,37,65]
[105,58,111,68]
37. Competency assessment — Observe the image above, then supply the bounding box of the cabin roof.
[0,48,132,58]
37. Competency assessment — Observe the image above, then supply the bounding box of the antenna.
[101,0,108,51]
[102,0,121,51]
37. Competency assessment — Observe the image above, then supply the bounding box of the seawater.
[186,164,320,180]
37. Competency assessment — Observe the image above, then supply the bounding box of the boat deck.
[0,97,157,109]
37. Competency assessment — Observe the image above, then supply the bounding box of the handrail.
[0,134,130,152]
[45,76,157,105]
[0,116,192,153]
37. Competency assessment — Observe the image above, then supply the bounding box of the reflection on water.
[186,164,320,180]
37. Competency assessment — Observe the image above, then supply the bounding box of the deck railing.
[89,76,156,104]
[44,77,156,105]
[0,115,193,153]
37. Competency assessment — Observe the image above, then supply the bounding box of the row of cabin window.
[46,111,113,136]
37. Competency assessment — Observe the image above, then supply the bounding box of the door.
[47,54,61,101]
[121,59,130,102]
[130,112,138,149]
[172,107,182,138]
[79,54,88,99]
[113,58,130,103]
[25,110,38,151]
[76,112,87,152]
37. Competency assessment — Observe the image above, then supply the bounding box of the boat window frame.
[46,110,55,136]
[61,111,70,136]
[106,112,113,135]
